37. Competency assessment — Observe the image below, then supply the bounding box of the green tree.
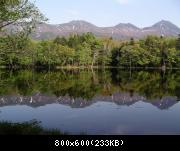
[0,0,46,68]
[176,34,180,50]
[98,38,114,67]
[0,32,33,67]
[0,0,47,34]
[54,36,67,46]
[143,36,162,66]
[120,44,149,67]
[130,37,135,45]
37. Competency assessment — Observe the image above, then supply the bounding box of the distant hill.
[31,20,180,40]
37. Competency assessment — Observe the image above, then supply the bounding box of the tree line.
[0,33,180,69]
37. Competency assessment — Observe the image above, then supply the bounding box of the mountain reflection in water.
[0,69,179,109]
[0,69,179,134]
[0,93,178,110]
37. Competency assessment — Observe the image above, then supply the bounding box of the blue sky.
[32,0,180,27]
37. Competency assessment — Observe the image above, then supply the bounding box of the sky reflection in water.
[0,69,179,134]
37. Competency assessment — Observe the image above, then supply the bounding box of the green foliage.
[0,120,63,135]
[0,32,33,67]
[0,0,47,34]
[176,34,180,50]
[52,33,102,67]
[36,40,75,66]
[117,35,180,68]
[0,0,47,68]
[0,32,180,68]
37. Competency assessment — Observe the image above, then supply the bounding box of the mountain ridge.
[32,20,180,40]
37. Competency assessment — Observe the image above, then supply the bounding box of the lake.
[0,69,179,135]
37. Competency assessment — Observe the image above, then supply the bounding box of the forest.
[0,32,180,69]
[0,0,180,69]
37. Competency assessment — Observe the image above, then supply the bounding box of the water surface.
[0,69,179,134]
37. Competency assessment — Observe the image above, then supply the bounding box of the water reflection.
[0,69,180,134]
[0,93,178,110]
[0,69,179,109]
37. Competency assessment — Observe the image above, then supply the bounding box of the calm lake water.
[0,69,179,135]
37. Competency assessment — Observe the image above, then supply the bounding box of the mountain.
[141,20,180,37]
[32,20,180,40]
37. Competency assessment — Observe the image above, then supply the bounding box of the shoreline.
[0,65,179,70]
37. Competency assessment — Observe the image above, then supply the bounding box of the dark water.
[0,69,179,134]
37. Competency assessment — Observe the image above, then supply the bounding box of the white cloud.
[116,0,129,4]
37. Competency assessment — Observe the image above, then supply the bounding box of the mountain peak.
[148,20,180,36]
[33,20,180,40]
[153,20,178,27]
[67,20,96,26]
[159,20,171,23]
[115,23,139,29]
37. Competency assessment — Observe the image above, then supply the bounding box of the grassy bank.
[0,120,64,135]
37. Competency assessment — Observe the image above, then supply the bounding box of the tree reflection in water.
[0,69,179,109]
